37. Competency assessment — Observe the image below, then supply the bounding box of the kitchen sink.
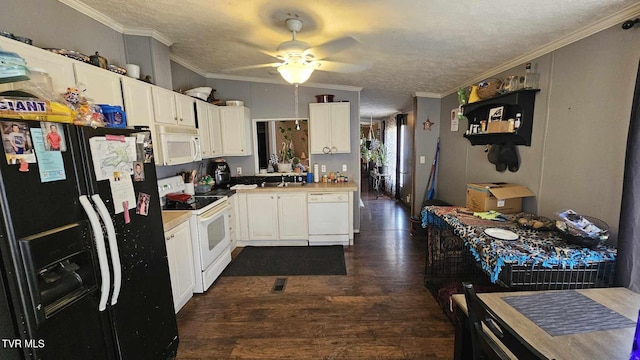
[284,182,305,187]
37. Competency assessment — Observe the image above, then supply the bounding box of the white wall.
[0,0,126,70]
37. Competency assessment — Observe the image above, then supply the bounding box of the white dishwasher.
[307,192,349,246]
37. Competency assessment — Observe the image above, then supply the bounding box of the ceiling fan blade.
[224,62,282,72]
[315,60,370,73]
[304,36,359,59]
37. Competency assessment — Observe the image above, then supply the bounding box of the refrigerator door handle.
[79,195,110,311]
[92,194,122,306]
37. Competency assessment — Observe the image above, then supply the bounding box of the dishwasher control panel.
[308,193,348,203]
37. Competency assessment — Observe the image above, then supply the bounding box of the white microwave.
[157,125,202,166]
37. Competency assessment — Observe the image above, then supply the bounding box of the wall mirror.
[253,119,310,175]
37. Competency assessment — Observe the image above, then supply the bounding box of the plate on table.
[484,228,519,241]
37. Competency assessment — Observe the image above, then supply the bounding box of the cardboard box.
[465,183,534,213]
[487,121,511,133]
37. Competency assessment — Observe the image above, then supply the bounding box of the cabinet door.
[73,62,123,107]
[277,193,308,240]
[207,105,223,156]
[330,102,351,153]
[196,100,212,158]
[219,106,249,155]
[174,93,196,127]
[121,77,154,127]
[309,103,332,154]
[165,220,194,313]
[246,193,278,240]
[151,86,178,125]
[0,37,76,93]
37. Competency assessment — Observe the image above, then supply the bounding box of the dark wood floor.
[175,185,455,359]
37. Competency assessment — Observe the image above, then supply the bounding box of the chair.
[462,282,549,360]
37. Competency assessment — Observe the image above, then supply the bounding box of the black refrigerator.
[0,120,178,360]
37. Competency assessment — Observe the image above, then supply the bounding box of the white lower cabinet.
[164,220,195,313]
[245,192,308,242]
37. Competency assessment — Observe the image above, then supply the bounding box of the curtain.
[617,60,640,291]
[384,115,397,197]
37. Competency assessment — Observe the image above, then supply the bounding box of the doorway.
[396,112,413,206]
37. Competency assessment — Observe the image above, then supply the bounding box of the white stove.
[158,176,231,293]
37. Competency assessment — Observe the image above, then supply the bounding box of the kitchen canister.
[306,173,313,183]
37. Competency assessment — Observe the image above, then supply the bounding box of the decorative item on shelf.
[457,87,469,105]
[523,62,539,89]
[125,64,139,79]
[500,75,522,93]
[89,52,108,69]
[107,64,127,75]
[468,85,480,103]
[476,78,502,100]
[315,94,334,103]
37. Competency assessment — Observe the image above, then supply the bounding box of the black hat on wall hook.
[622,18,639,30]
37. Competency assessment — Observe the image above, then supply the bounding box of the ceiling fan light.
[277,62,314,84]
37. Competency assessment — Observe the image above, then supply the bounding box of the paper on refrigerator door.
[110,175,136,214]
[89,136,137,181]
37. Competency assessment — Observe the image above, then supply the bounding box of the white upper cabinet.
[151,87,196,128]
[174,93,196,127]
[219,106,252,156]
[73,62,123,107]
[309,102,351,154]
[121,76,154,127]
[208,104,223,156]
[0,37,76,94]
[196,102,223,158]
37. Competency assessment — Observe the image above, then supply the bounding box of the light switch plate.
[420,156,426,164]
[236,167,242,176]
[321,164,326,173]
[342,164,347,172]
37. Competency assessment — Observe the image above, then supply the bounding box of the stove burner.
[163,195,226,211]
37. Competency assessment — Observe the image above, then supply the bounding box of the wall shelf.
[462,89,540,146]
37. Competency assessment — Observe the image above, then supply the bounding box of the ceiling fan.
[227,18,368,84]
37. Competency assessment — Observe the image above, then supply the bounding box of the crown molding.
[123,28,174,47]
[58,0,173,46]
[169,54,208,76]
[414,91,442,99]
[443,2,640,97]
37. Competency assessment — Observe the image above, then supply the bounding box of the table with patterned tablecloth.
[421,206,617,288]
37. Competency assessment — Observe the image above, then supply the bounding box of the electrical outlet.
[321,164,326,173]
[420,156,426,164]
[236,167,242,176]
[342,164,347,172]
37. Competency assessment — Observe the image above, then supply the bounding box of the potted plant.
[277,125,295,172]
[375,144,389,174]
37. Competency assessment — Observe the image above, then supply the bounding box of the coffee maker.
[208,160,231,187]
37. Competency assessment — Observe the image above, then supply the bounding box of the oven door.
[196,202,230,271]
